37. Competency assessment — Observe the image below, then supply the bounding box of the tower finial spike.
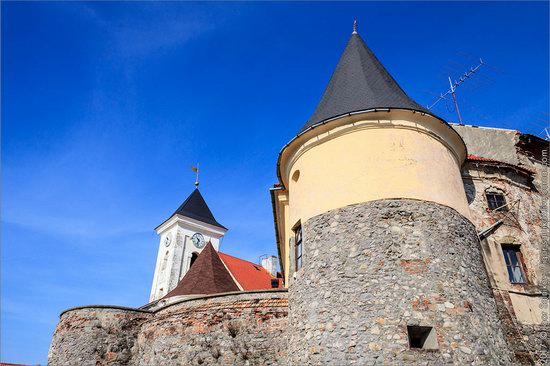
[352,19,358,34]
[192,163,200,188]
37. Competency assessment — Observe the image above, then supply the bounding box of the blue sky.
[2,1,548,363]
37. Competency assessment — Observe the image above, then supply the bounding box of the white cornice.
[155,214,227,237]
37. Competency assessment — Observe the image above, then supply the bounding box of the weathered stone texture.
[48,306,152,366]
[462,158,548,364]
[134,291,288,365]
[287,199,513,365]
[48,291,288,366]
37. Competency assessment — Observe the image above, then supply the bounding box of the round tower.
[271,27,512,364]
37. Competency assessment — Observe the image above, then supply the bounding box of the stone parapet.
[48,306,152,366]
[134,290,288,365]
[48,290,288,365]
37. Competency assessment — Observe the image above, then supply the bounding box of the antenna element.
[428,58,485,125]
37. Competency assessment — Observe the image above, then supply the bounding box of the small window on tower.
[407,326,438,350]
[502,245,527,284]
[294,223,303,271]
[486,190,507,211]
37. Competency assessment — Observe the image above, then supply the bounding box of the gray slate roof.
[173,189,227,230]
[301,32,429,133]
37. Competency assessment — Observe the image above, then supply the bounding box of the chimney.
[261,255,278,277]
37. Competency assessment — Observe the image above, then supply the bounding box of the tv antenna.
[428,58,485,125]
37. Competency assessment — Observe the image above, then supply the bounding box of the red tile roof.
[467,154,534,174]
[219,252,281,291]
[163,242,239,298]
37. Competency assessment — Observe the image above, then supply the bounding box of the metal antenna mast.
[428,58,485,125]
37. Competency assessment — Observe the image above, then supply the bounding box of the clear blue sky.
[2,2,548,363]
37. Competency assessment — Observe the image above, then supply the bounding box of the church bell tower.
[149,188,227,302]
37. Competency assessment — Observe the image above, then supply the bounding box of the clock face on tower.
[191,233,205,248]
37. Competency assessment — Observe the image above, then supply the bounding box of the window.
[294,224,303,271]
[502,246,527,284]
[407,326,439,350]
[486,191,507,211]
[190,252,199,269]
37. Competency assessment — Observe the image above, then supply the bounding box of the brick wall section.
[48,306,152,366]
[134,291,288,365]
[287,199,513,365]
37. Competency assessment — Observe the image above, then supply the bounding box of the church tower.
[272,25,512,364]
[149,188,227,302]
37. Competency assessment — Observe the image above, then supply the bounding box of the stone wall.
[134,290,288,365]
[48,306,152,366]
[287,199,513,365]
[48,290,288,366]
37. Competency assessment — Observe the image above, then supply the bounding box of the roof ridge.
[218,252,272,276]
[163,242,238,298]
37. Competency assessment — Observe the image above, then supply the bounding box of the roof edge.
[276,108,468,190]
[153,288,289,313]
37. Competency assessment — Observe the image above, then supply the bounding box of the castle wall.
[48,306,152,366]
[287,199,512,365]
[48,291,288,366]
[134,290,288,365]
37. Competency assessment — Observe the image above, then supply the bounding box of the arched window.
[190,252,199,269]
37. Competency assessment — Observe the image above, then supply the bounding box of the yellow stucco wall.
[275,110,470,283]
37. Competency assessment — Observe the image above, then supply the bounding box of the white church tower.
[149,187,227,302]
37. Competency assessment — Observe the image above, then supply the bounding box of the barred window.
[486,192,507,211]
[502,246,527,284]
[294,224,303,271]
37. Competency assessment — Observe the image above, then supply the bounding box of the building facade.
[48,26,548,365]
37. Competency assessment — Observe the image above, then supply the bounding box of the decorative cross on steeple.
[352,19,358,34]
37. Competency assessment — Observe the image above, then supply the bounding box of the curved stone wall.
[48,306,152,366]
[134,290,288,365]
[287,199,513,365]
[48,291,288,366]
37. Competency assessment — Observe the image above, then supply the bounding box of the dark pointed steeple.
[163,242,239,298]
[300,26,429,133]
[172,189,227,230]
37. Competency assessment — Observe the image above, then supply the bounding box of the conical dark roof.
[163,242,239,298]
[300,31,429,133]
[172,189,226,230]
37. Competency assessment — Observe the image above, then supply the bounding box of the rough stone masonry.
[48,290,288,366]
[287,199,513,365]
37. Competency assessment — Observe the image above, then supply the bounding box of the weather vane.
[191,163,200,188]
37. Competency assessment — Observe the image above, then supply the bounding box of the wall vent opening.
[407,326,439,350]
[291,170,300,182]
